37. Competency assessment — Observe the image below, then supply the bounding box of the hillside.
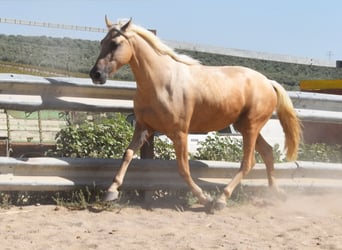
[1,34,342,90]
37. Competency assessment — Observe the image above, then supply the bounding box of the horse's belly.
[189,108,240,133]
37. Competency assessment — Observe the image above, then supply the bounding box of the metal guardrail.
[1,157,342,191]
[0,73,341,123]
[0,74,341,192]
[0,74,135,112]
[288,91,342,112]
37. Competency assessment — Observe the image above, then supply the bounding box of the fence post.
[140,135,154,159]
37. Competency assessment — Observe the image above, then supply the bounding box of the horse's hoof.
[103,190,119,202]
[205,200,216,214]
[205,199,226,214]
[269,187,287,201]
[275,188,287,201]
[213,199,226,211]
[276,190,287,202]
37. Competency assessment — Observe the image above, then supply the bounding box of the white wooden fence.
[0,73,341,192]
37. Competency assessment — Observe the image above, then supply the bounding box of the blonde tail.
[271,81,302,161]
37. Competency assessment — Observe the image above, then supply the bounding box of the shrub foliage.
[297,143,342,163]
[52,113,133,158]
[51,113,341,163]
[192,132,283,163]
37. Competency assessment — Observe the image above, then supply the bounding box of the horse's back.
[187,65,277,132]
[192,65,277,107]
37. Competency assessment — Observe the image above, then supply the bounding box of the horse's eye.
[111,41,120,49]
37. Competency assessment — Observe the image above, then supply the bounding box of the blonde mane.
[120,21,201,65]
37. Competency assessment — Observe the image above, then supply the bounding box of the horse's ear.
[121,18,132,32]
[105,15,113,29]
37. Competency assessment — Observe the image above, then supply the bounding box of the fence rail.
[0,73,341,192]
[0,17,107,33]
[0,73,342,123]
[1,157,342,192]
[0,74,135,112]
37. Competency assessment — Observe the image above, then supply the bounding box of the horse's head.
[90,16,133,84]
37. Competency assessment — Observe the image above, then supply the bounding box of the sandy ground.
[1,192,342,250]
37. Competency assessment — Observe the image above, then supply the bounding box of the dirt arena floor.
[1,191,342,250]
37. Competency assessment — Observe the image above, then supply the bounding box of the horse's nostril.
[90,68,107,84]
[90,70,102,80]
[94,71,101,79]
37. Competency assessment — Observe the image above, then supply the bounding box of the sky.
[0,0,341,61]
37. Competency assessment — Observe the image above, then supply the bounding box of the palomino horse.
[90,17,301,210]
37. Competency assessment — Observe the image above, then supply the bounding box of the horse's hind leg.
[214,128,259,210]
[255,134,286,200]
[103,122,153,201]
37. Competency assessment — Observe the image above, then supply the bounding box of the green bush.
[155,135,342,163]
[51,113,133,158]
[192,133,243,161]
[50,114,341,164]
[154,136,176,160]
[192,132,283,163]
[298,143,342,163]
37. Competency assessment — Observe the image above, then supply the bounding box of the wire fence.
[0,17,106,33]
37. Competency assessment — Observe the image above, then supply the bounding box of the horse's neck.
[129,36,174,90]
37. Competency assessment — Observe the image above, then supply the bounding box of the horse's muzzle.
[89,67,107,85]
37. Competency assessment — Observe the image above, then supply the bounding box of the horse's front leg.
[103,122,153,201]
[171,132,212,206]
